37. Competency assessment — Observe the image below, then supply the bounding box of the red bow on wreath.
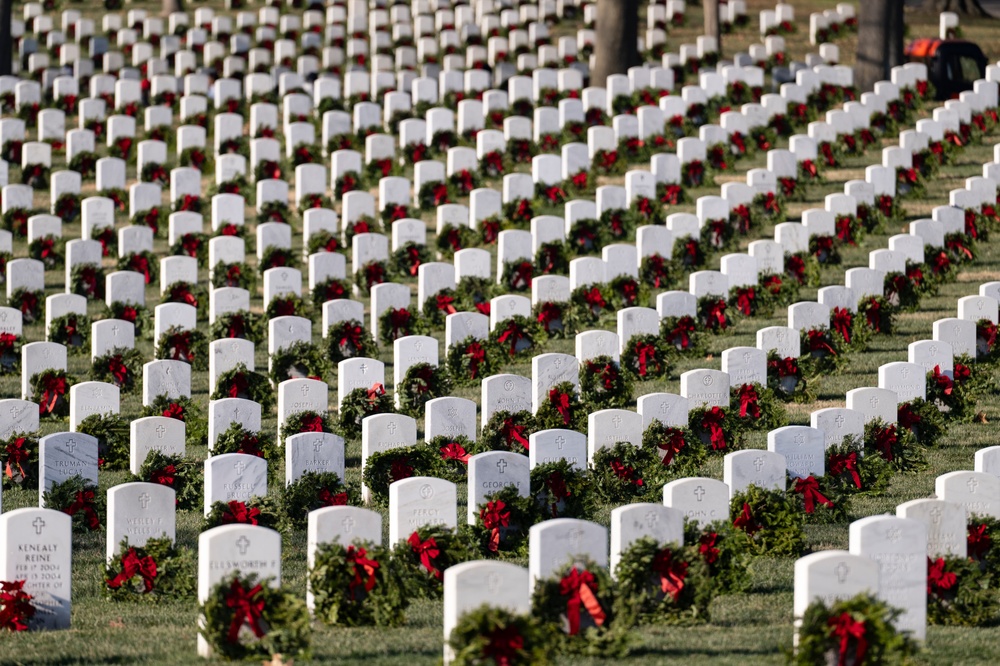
[657,428,686,466]
[807,330,837,356]
[483,626,524,665]
[582,287,605,311]
[481,500,511,553]
[571,171,588,189]
[559,568,606,635]
[632,340,659,377]
[864,299,885,333]
[828,611,868,666]
[704,299,728,330]
[536,303,561,333]
[388,308,412,338]
[732,502,760,534]
[221,500,261,525]
[829,452,861,489]
[464,341,486,379]
[151,464,176,488]
[931,365,953,396]
[501,418,529,450]
[736,384,761,418]
[548,388,572,425]
[38,373,67,415]
[440,442,470,464]
[435,294,457,315]
[108,355,129,386]
[734,287,755,316]
[225,578,267,642]
[830,307,853,344]
[969,523,992,560]
[406,246,423,277]
[898,403,921,432]
[701,407,727,451]
[0,580,35,632]
[4,437,29,482]
[794,476,834,513]
[651,548,688,601]
[407,532,442,580]
[65,489,100,530]
[345,546,379,597]
[660,184,682,205]
[106,547,158,592]
[497,320,527,357]
[336,324,364,353]
[317,488,348,507]
[367,383,386,403]
[927,556,957,595]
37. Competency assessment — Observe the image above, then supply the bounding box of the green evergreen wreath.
[926,555,1000,626]
[306,229,343,255]
[863,418,927,474]
[103,301,151,339]
[391,524,474,599]
[203,496,281,531]
[338,385,394,440]
[326,319,378,364]
[489,315,542,360]
[531,558,631,657]
[455,276,495,316]
[154,327,209,370]
[422,288,461,328]
[259,246,298,274]
[211,261,257,291]
[308,541,408,627]
[824,436,891,496]
[27,234,64,269]
[279,471,359,530]
[162,281,208,320]
[766,353,815,403]
[257,201,294,226]
[640,421,707,486]
[117,251,159,284]
[535,382,586,432]
[30,368,73,418]
[429,435,484,481]
[199,572,311,661]
[436,224,476,258]
[897,398,947,448]
[211,364,276,413]
[792,594,917,666]
[467,485,536,557]
[210,310,265,345]
[798,327,847,377]
[446,336,499,386]
[612,537,711,626]
[1,433,39,490]
[311,277,352,311]
[448,604,554,666]
[728,383,788,433]
[926,364,976,423]
[681,520,752,596]
[141,395,209,448]
[620,334,671,381]
[362,444,446,504]
[687,406,745,454]
[279,410,336,444]
[659,315,706,357]
[535,240,570,276]
[90,347,145,393]
[390,241,431,278]
[968,516,1000,586]
[103,537,197,602]
[269,341,329,385]
[43,475,103,532]
[131,450,202,511]
[77,413,130,471]
[728,485,806,557]
[579,356,633,410]
[354,260,389,294]
[480,410,537,454]
[213,423,281,464]
[377,306,429,346]
[858,295,898,335]
[169,232,209,267]
[498,259,533,293]
[608,274,648,310]
[265,293,310,320]
[564,283,614,331]
[397,363,453,417]
[69,263,105,299]
[589,442,654,504]
[529,460,596,521]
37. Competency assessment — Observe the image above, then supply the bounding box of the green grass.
[5,0,1000,663]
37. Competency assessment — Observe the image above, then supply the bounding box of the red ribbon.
[435,294,457,315]
[559,568,606,635]
[632,341,658,377]
[536,303,562,333]
[829,452,861,489]
[548,388,572,425]
[807,330,837,357]
[222,501,261,525]
[794,476,833,513]
[108,355,128,386]
[407,532,442,580]
[106,547,158,592]
[705,299,728,330]
[864,298,885,333]
[225,579,267,642]
[582,287,605,311]
[660,184,682,205]
[345,546,379,597]
[699,532,720,564]
[497,320,527,357]
[65,490,100,530]
[464,341,486,379]
[651,548,688,601]
[317,488,348,507]
[932,365,953,396]
[388,308,412,339]
[732,502,760,534]
[367,383,386,403]
[481,500,511,553]
[500,418,529,450]
[657,428,686,466]
[440,443,470,464]
[701,407,727,451]
[873,425,897,462]
[406,246,422,276]
[670,316,696,349]
[4,437,28,482]
[0,580,35,631]
[336,324,364,353]
[968,523,992,560]
[39,373,68,415]
[737,384,761,418]
[828,612,867,666]
[831,307,853,344]
[734,287,755,316]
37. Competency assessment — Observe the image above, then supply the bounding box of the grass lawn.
[4,0,1000,663]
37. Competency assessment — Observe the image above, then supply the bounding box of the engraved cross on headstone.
[835,562,850,583]
[139,493,151,509]
[156,425,165,438]
[555,435,565,450]
[65,438,76,453]
[32,517,45,535]
[835,415,845,428]
[234,460,247,475]
[929,506,943,525]
[612,415,622,428]
[342,516,355,532]
[236,536,251,555]
[386,420,397,435]
[694,485,706,501]
[496,459,507,473]
[968,477,980,493]
[753,456,765,472]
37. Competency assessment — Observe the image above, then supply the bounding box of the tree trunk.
[855,0,904,93]
[0,0,12,77]
[162,0,185,17]
[592,0,640,87]
[928,0,989,17]
[703,0,721,51]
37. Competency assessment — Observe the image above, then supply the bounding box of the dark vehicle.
[905,38,987,100]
